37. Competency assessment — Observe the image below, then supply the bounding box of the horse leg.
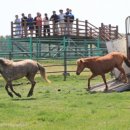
[5,83,13,97]
[117,72,122,80]
[26,75,36,97]
[9,83,21,98]
[27,81,36,97]
[87,74,96,91]
[101,74,108,91]
[117,72,125,81]
[117,67,128,83]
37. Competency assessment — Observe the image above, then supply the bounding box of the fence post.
[115,25,118,39]
[63,36,67,81]
[90,28,92,38]
[29,37,32,59]
[109,24,111,40]
[100,23,104,40]
[85,20,88,37]
[76,19,79,36]
[11,22,13,38]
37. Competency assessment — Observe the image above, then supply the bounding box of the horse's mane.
[0,58,13,66]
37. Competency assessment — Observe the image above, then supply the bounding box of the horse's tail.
[37,63,51,83]
[123,55,130,67]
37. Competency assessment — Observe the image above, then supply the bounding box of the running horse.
[76,52,130,91]
[0,58,51,97]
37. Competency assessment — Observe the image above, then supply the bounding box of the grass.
[0,73,130,130]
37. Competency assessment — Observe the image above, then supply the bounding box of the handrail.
[11,18,121,41]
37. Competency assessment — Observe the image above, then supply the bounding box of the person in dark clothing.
[64,8,74,35]
[68,9,74,34]
[50,11,59,35]
[43,13,50,37]
[27,14,34,37]
[21,13,27,37]
[69,9,74,23]
[64,8,70,23]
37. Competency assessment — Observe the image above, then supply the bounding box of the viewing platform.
[0,19,122,60]
[11,19,122,41]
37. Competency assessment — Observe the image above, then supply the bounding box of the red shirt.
[36,17,42,26]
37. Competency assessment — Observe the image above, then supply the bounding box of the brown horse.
[76,52,130,91]
[0,58,51,97]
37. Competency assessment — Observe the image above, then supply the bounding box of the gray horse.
[0,58,51,98]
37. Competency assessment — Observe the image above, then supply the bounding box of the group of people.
[14,8,74,37]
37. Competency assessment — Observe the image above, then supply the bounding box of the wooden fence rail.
[11,19,122,41]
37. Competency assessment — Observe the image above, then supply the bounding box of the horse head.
[76,58,86,75]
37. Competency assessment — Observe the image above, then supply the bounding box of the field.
[0,70,130,130]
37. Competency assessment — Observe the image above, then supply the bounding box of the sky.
[1,0,130,36]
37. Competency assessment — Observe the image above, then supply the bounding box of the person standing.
[68,9,74,34]
[14,15,22,37]
[58,9,65,35]
[34,12,39,37]
[50,11,59,35]
[21,13,27,37]
[64,8,70,35]
[64,8,74,35]
[43,13,50,37]
[34,12,42,37]
[27,14,34,37]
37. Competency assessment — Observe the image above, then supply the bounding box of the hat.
[59,9,63,11]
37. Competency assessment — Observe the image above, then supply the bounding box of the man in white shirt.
[58,9,65,35]
[14,15,22,37]
[43,13,50,36]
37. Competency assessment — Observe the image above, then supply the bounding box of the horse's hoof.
[27,93,33,97]
[16,93,21,98]
[103,89,108,92]
[123,80,128,83]
[86,87,91,91]
[8,92,13,98]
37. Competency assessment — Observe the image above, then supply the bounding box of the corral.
[0,17,130,130]
[0,19,122,80]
